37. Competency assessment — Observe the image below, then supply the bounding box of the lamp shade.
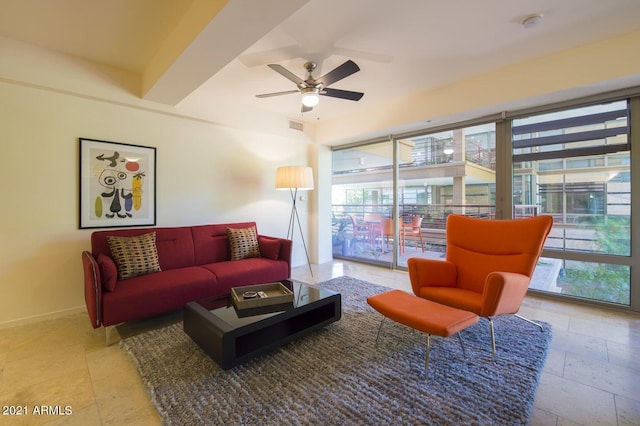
[275,166,314,190]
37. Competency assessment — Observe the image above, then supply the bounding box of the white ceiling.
[2,0,640,138]
[219,0,640,122]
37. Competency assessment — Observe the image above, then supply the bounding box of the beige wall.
[0,79,312,327]
[3,27,640,326]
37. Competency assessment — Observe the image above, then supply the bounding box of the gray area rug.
[121,277,552,425]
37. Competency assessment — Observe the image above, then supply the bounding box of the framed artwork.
[79,138,156,229]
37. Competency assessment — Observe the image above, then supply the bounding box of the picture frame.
[79,138,156,229]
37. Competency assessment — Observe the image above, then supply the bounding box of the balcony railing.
[333,203,628,257]
[332,204,496,251]
[332,204,495,226]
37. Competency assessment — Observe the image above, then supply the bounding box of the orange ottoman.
[367,289,479,373]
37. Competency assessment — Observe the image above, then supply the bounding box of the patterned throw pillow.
[107,232,161,280]
[227,226,261,260]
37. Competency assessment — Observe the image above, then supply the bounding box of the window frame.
[331,89,640,313]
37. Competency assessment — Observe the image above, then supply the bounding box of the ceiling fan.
[256,60,364,112]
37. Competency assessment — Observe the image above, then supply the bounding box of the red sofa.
[82,222,292,333]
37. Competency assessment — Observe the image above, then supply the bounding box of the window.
[332,124,496,268]
[330,95,638,311]
[512,100,632,305]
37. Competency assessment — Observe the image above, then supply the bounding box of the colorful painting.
[79,138,156,229]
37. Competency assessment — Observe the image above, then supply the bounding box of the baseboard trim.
[316,256,334,265]
[0,306,86,330]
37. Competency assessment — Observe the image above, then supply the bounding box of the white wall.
[0,80,312,327]
[308,144,333,264]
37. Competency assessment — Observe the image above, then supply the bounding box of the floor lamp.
[276,166,314,276]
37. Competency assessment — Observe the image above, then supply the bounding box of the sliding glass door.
[332,140,394,266]
[330,93,638,312]
[396,124,496,268]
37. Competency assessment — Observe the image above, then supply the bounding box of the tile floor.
[0,260,638,425]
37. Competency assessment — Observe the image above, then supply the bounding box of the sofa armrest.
[480,271,530,317]
[82,251,102,328]
[279,238,292,277]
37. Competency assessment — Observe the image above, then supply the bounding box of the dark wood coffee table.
[183,280,341,370]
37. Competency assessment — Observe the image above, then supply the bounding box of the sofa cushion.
[97,253,118,292]
[258,237,281,260]
[192,223,257,265]
[152,227,197,270]
[107,232,162,280]
[201,258,290,295]
[101,267,218,327]
[227,226,261,260]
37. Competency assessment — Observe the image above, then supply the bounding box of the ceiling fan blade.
[321,88,364,101]
[268,64,304,85]
[301,104,313,113]
[316,60,360,87]
[256,90,299,98]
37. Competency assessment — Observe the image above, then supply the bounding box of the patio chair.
[401,216,425,252]
[371,217,395,249]
[348,214,372,242]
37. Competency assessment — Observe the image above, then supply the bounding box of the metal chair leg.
[488,315,542,357]
[457,332,467,359]
[489,318,496,357]
[423,331,472,375]
[514,313,544,330]
[425,334,431,373]
[375,317,387,348]
[376,318,465,376]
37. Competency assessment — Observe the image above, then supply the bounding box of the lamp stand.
[286,188,313,276]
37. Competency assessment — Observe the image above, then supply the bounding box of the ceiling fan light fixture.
[301,89,320,107]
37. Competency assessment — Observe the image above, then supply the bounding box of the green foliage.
[596,216,631,256]
[346,189,364,205]
[562,263,630,305]
[560,216,630,305]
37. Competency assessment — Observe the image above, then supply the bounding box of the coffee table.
[183,280,341,370]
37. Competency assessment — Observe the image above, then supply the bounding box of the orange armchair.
[408,214,553,354]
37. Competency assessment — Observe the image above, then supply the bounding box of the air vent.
[289,120,304,131]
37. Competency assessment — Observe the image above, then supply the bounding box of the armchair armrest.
[407,257,457,296]
[82,251,102,329]
[480,271,531,317]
